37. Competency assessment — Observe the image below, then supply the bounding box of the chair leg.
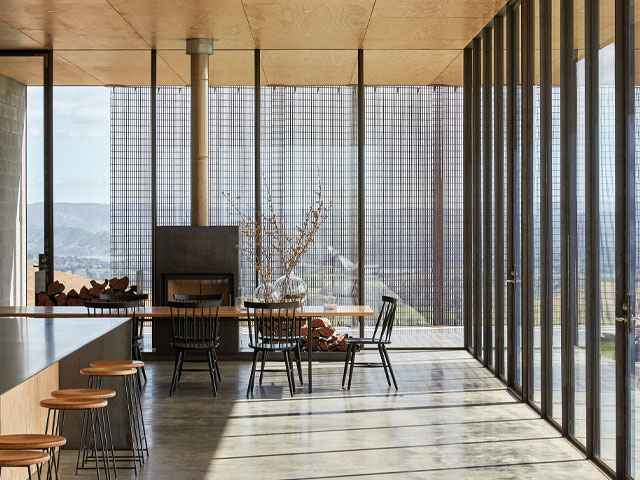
[206,349,217,395]
[382,345,398,390]
[169,350,181,396]
[294,343,304,386]
[247,350,259,396]
[259,351,267,386]
[177,350,185,381]
[342,344,352,386]
[212,349,222,382]
[347,344,357,390]
[287,350,296,393]
[378,344,391,386]
[283,351,294,397]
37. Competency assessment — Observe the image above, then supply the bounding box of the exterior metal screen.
[110,84,464,348]
[364,86,464,348]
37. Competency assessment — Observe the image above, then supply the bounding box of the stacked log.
[300,317,351,352]
[36,276,137,306]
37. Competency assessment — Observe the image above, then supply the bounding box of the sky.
[27,86,110,204]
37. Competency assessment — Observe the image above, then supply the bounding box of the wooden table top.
[0,305,374,319]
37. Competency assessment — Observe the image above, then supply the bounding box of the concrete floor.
[58,350,607,479]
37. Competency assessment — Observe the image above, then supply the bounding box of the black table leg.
[307,317,312,393]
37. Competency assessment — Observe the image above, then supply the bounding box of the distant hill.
[27,203,110,279]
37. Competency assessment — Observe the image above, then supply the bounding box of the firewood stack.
[300,317,351,352]
[36,276,137,306]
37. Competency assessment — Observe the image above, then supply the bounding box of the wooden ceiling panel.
[0,19,43,49]
[261,50,356,85]
[432,51,463,85]
[56,50,183,85]
[159,50,256,85]
[364,17,489,49]
[372,0,505,19]
[108,0,254,50]
[243,0,374,49]
[0,53,102,85]
[363,50,459,85]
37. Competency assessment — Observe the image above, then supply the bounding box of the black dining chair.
[100,293,149,382]
[168,300,221,396]
[342,296,398,390]
[172,294,223,382]
[245,301,302,397]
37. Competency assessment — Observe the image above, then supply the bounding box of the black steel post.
[494,15,505,378]
[43,51,54,287]
[464,46,474,353]
[539,0,554,420]
[254,49,262,289]
[473,37,483,360]
[358,49,365,338]
[483,26,493,369]
[506,5,517,388]
[584,0,600,459]
[151,50,157,303]
[560,0,577,438]
[615,0,635,475]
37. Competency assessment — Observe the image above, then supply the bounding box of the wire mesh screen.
[110,87,152,295]
[111,84,464,348]
[261,86,359,334]
[364,86,464,348]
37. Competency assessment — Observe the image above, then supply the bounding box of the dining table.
[0,305,374,393]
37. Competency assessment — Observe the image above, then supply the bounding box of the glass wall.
[598,0,616,467]
[514,3,523,388]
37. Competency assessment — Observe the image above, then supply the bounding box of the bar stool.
[0,450,50,480]
[0,435,65,480]
[90,360,145,392]
[80,367,145,471]
[50,389,116,477]
[39,397,111,479]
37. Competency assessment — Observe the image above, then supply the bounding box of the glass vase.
[275,274,307,305]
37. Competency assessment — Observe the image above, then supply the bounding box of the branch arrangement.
[223,178,333,300]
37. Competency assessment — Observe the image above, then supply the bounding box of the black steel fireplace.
[153,225,240,353]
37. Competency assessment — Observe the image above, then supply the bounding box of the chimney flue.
[186,38,214,226]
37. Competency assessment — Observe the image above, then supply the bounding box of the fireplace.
[153,226,240,354]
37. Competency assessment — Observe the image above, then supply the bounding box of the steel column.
[614,0,635,474]
[43,51,54,286]
[584,0,600,459]
[473,37,483,360]
[151,50,157,303]
[494,15,505,378]
[357,49,365,339]
[539,0,554,419]
[560,0,577,438]
[506,6,517,387]
[254,49,262,288]
[464,46,473,353]
[483,27,493,369]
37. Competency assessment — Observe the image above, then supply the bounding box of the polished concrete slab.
[58,350,607,479]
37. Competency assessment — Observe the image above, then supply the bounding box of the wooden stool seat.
[0,450,50,467]
[80,366,137,377]
[0,434,66,450]
[39,397,107,410]
[51,388,116,399]
[90,360,144,368]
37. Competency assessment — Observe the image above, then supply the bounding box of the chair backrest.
[168,300,221,348]
[372,296,398,343]
[85,300,140,317]
[244,301,300,348]
[100,293,148,307]
[173,293,223,303]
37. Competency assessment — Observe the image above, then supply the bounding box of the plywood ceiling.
[0,0,510,86]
